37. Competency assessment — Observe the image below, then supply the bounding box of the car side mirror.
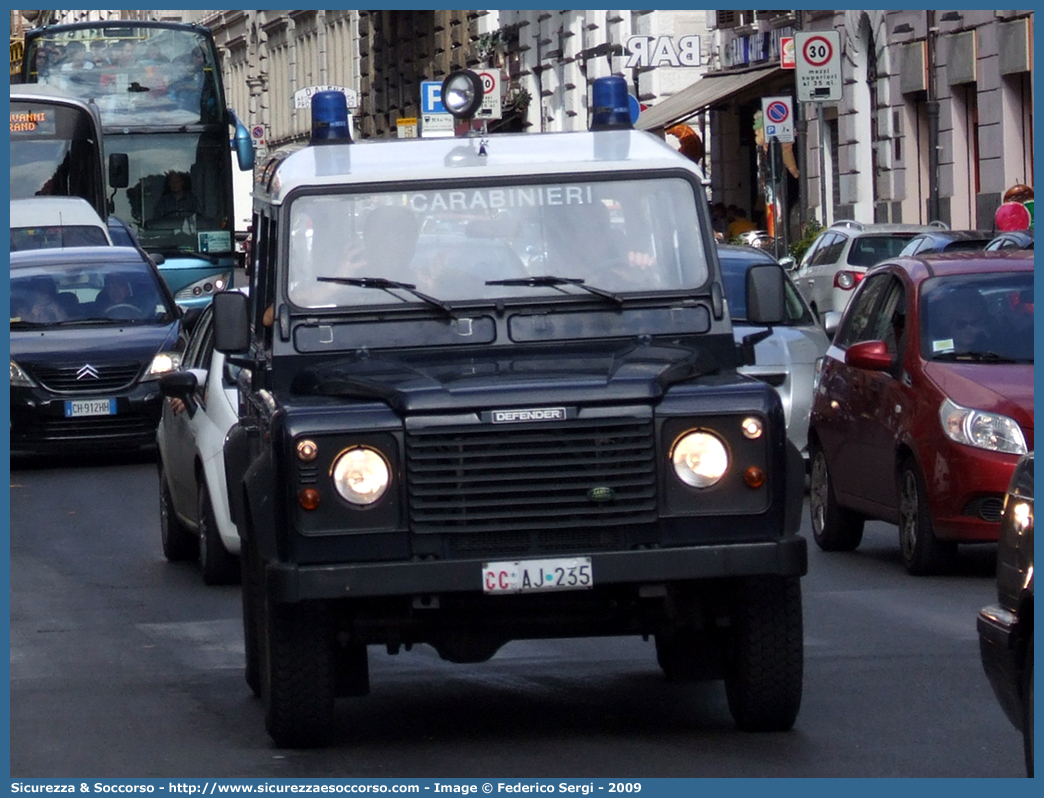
[745,263,785,325]
[778,255,797,272]
[845,340,892,372]
[212,290,250,354]
[108,153,129,189]
[159,370,200,417]
[821,310,841,338]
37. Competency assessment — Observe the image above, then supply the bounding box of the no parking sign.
[761,96,794,143]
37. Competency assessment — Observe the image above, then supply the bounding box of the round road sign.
[478,71,496,94]
[765,100,789,124]
[802,35,834,67]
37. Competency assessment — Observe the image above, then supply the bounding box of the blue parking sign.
[420,81,446,115]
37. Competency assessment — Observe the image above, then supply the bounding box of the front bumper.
[10,384,164,455]
[265,535,808,603]
[976,604,1026,732]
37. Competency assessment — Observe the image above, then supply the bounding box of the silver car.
[719,245,830,462]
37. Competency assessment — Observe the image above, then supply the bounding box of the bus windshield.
[24,26,222,127]
[10,91,106,217]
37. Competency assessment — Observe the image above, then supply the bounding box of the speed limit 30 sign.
[795,30,842,102]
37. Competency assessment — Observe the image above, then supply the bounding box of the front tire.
[159,464,198,562]
[262,598,336,748]
[724,575,803,732]
[897,458,956,575]
[809,445,864,551]
[197,479,239,586]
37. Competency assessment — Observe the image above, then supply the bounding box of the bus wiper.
[317,276,456,318]
[485,275,623,306]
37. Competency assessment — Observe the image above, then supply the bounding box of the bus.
[21,20,255,308]
[9,84,115,218]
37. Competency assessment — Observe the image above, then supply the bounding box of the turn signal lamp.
[311,90,352,144]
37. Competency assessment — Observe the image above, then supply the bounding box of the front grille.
[406,416,657,535]
[29,362,143,394]
[15,413,157,445]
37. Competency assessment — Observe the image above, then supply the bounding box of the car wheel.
[198,479,240,586]
[809,445,864,551]
[724,575,803,732]
[159,464,198,562]
[1023,634,1034,778]
[897,458,957,575]
[262,598,336,748]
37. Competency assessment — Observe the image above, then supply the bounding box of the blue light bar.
[590,76,633,131]
[311,90,352,144]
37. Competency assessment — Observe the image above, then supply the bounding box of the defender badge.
[491,407,567,424]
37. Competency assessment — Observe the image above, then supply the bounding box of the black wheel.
[1023,634,1033,778]
[262,598,336,748]
[197,479,239,586]
[897,458,956,575]
[809,444,864,551]
[241,522,261,698]
[724,575,803,732]
[159,464,198,562]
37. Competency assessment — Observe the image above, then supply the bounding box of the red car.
[809,251,1034,574]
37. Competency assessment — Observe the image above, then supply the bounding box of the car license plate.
[64,399,117,418]
[483,557,593,594]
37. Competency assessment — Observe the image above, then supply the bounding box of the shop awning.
[636,66,784,132]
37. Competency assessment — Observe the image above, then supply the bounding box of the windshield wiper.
[317,276,456,318]
[934,350,1025,364]
[485,274,623,306]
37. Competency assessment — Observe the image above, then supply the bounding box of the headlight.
[332,446,391,505]
[671,430,729,488]
[142,352,182,380]
[174,272,233,302]
[11,360,34,387]
[939,397,1027,455]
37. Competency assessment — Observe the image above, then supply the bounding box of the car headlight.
[332,446,391,505]
[939,397,1027,455]
[671,430,729,488]
[11,360,34,387]
[142,352,182,381]
[174,272,233,302]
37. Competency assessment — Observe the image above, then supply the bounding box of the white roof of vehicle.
[10,196,109,231]
[257,129,705,204]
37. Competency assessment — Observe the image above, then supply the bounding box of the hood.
[11,321,181,367]
[924,361,1034,431]
[732,322,829,369]
[291,340,723,413]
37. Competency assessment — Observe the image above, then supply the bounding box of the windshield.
[27,28,222,126]
[11,258,177,328]
[105,131,233,256]
[920,272,1033,363]
[287,177,709,309]
[10,100,105,212]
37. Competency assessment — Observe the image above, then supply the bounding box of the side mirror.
[821,310,841,338]
[158,370,201,417]
[230,109,255,171]
[845,340,892,372]
[744,263,785,325]
[180,305,203,335]
[212,290,250,354]
[108,153,129,189]
[778,255,797,272]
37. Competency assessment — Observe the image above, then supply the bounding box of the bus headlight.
[332,446,391,505]
[174,272,233,301]
[671,431,729,488]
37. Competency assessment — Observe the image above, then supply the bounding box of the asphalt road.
[9,452,1025,778]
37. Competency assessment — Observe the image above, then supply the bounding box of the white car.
[718,245,830,463]
[10,196,113,250]
[156,294,243,584]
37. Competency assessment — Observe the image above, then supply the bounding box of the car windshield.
[920,272,1034,363]
[847,234,916,267]
[718,253,814,325]
[286,177,710,309]
[10,257,176,328]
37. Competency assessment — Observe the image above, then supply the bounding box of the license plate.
[64,399,117,418]
[483,557,593,594]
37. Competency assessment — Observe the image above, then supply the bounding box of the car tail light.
[834,270,865,290]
